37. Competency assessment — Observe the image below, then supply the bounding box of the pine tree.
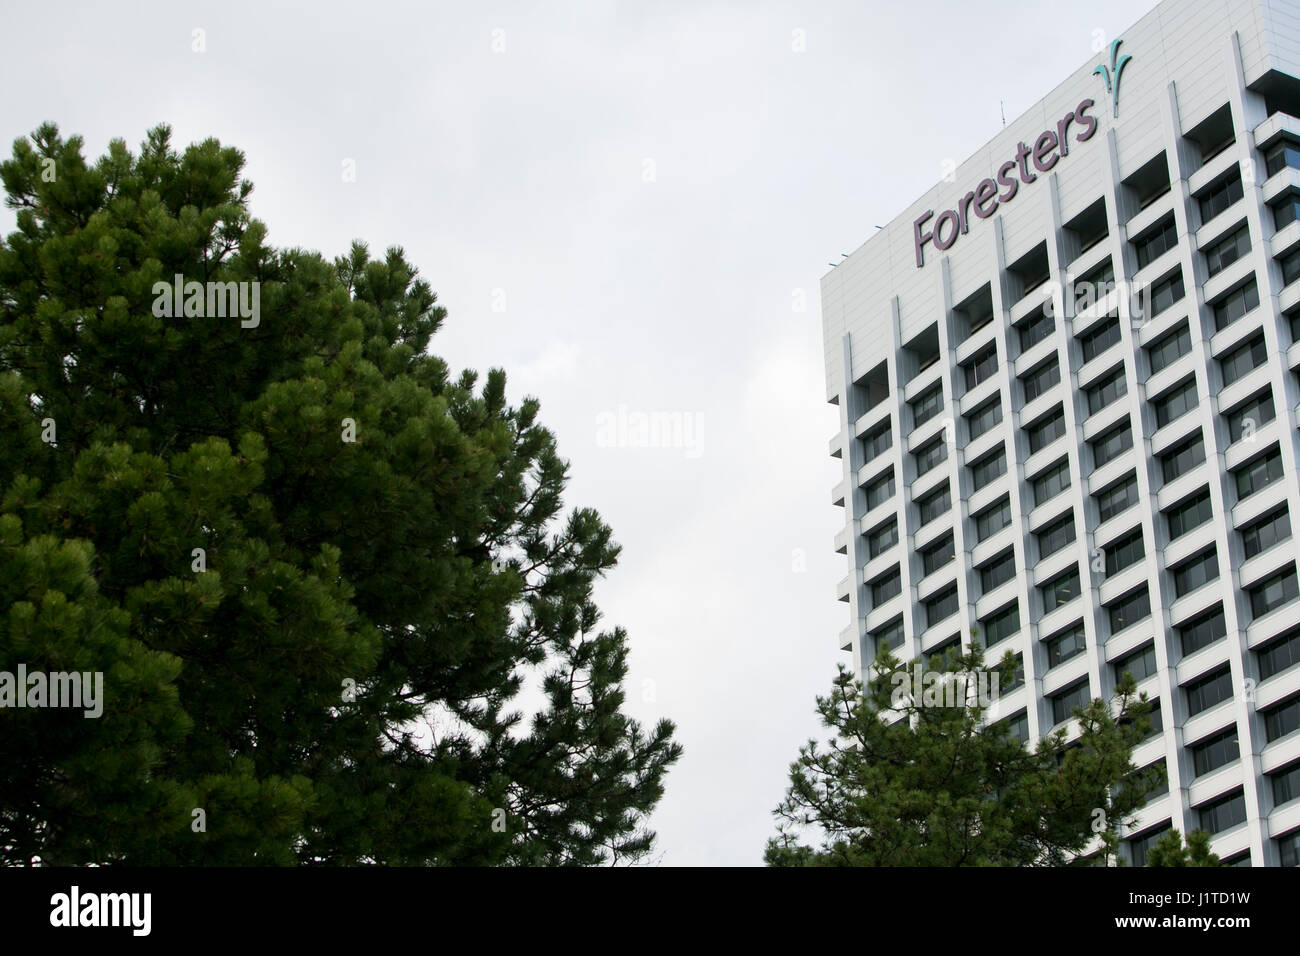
[0,123,681,865]
[765,642,1158,865]
[1144,828,1221,866]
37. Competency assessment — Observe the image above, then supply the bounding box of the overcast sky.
[1,0,1163,865]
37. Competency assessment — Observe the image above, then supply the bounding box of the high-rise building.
[822,0,1300,866]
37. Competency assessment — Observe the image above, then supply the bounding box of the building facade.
[822,0,1300,865]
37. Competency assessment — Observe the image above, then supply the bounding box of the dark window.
[1266,140,1300,178]
[1235,447,1284,500]
[1213,279,1259,331]
[967,400,1003,440]
[1104,528,1145,576]
[1092,421,1133,467]
[1026,407,1067,454]
[1279,829,1300,867]
[974,497,1011,542]
[1161,434,1206,483]
[981,602,1020,648]
[925,585,959,628]
[1199,172,1244,221]
[914,436,947,476]
[1153,378,1198,429]
[1166,489,1213,540]
[1191,726,1240,777]
[1108,586,1151,635]
[1272,762,1300,806]
[965,346,999,390]
[1129,822,1173,867]
[1037,514,1077,558]
[1147,323,1191,373]
[1018,309,1055,351]
[970,448,1007,491]
[1135,217,1178,269]
[1079,316,1122,363]
[866,469,895,511]
[863,422,893,463]
[1147,271,1185,317]
[1086,366,1127,416]
[1274,195,1300,230]
[1185,666,1233,716]
[871,617,905,656]
[1051,679,1092,725]
[867,519,899,559]
[871,568,902,604]
[1225,390,1276,443]
[1242,507,1291,559]
[980,550,1017,594]
[1097,474,1140,523]
[1265,696,1300,742]
[1284,248,1300,286]
[917,484,951,525]
[1113,642,1158,684]
[921,533,956,576]
[1173,549,1219,597]
[1204,224,1250,277]
[1046,622,1087,668]
[1032,459,1071,506]
[1177,608,1227,655]
[1197,789,1247,835]
[1022,359,1061,403]
[1259,628,1300,680]
[1074,259,1116,313]
[1220,335,1267,386]
[911,386,944,428]
[1250,566,1300,619]
[1040,567,1082,610]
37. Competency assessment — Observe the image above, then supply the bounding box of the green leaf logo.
[1093,38,1132,118]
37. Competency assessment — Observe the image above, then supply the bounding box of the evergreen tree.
[766,643,1157,865]
[1144,828,1221,867]
[0,123,681,865]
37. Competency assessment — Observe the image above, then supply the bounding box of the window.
[1103,528,1145,576]
[1204,224,1250,277]
[1091,421,1133,467]
[1037,514,1076,559]
[1096,474,1139,523]
[1191,727,1240,777]
[1274,194,1300,230]
[1147,271,1185,317]
[1266,139,1300,178]
[1185,666,1233,717]
[1173,549,1219,597]
[866,469,895,510]
[1022,359,1061,403]
[1026,407,1066,454]
[921,533,955,575]
[871,617,905,656]
[981,602,1020,648]
[1135,217,1178,269]
[1108,586,1150,635]
[970,448,1007,491]
[1152,378,1198,430]
[1074,259,1115,313]
[1040,567,1081,610]
[1220,335,1266,386]
[1086,366,1127,416]
[1177,608,1227,655]
[917,483,951,526]
[1005,655,1025,692]
[967,400,1003,440]
[1281,829,1300,867]
[1161,434,1206,483]
[912,386,943,428]
[1199,171,1244,221]
[1051,679,1092,725]
[1249,566,1300,619]
[1284,248,1300,287]
[1032,459,1071,506]
[1272,762,1300,806]
[1147,323,1191,373]
[1129,759,1169,800]
[1018,309,1054,351]
[914,437,947,476]
[871,568,902,605]
[965,346,998,390]
[1197,790,1246,835]
[1045,622,1087,668]
[979,550,1016,594]
[1079,317,1122,363]
[1259,628,1300,680]
[925,585,959,628]
[1225,390,1275,443]
[1213,279,1259,331]
[1242,507,1291,559]
[1129,823,1173,867]
[1144,699,1165,739]
[867,519,899,559]
[974,497,1011,542]
[1235,447,1283,500]
[1113,642,1158,684]
[1265,696,1300,742]
[997,710,1030,744]
[863,422,893,463]
[1166,489,1212,540]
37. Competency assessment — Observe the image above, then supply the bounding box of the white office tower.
[822,0,1300,865]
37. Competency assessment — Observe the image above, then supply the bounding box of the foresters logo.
[152,274,260,328]
[1093,38,1131,118]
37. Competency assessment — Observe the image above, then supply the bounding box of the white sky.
[1,0,1162,865]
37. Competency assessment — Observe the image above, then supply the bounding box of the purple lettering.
[914,210,935,268]
[974,178,999,218]
[1033,130,1059,172]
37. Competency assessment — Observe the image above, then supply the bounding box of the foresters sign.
[913,98,1099,268]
